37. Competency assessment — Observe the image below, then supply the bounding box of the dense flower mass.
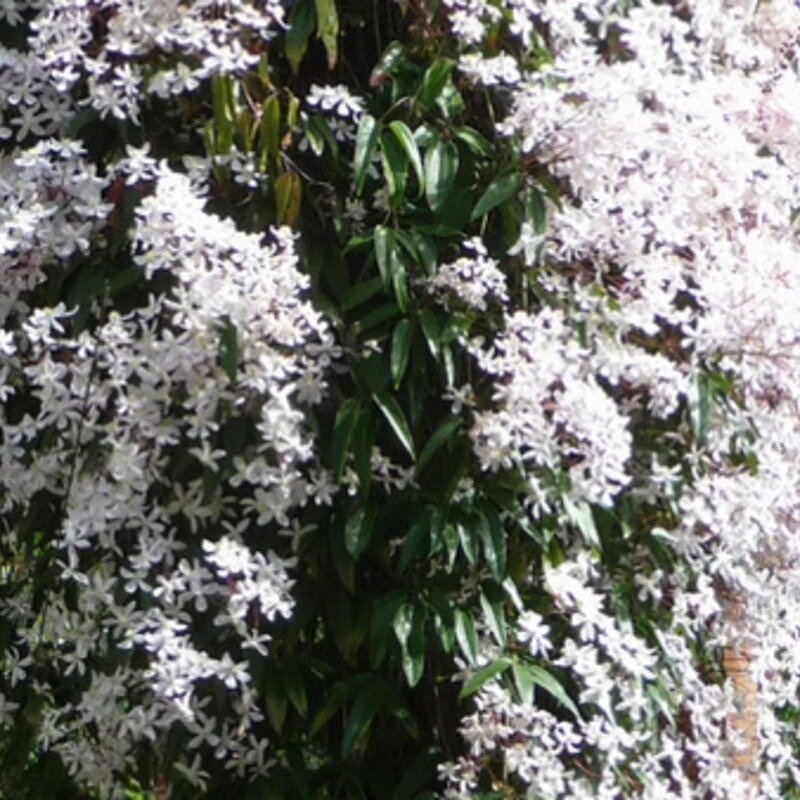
[2,0,800,798]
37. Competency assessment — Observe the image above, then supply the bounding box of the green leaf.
[357,302,402,335]
[381,128,408,201]
[442,522,459,569]
[284,669,308,718]
[314,0,339,69]
[374,225,397,291]
[259,94,282,168]
[370,41,405,87]
[344,503,378,559]
[393,605,426,687]
[354,114,380,195]
[370,590,406,669]
[350,408,375,494]
[519,663,581,719]
[342,276,384,311]
[479,591,506,647]
[398,517,428,573]
[424,137,459,213]
[217,318,238,383]
[458,658,512,700]
[563,497,600,550]
[471,171,522,221]
[511,663,534,705]
[391,749,440,800]
[265,676,288,733]
[418,59,455,111]
[372,390,415,459]
[304,113,336,157]
[389,120,424,196]
[477,507,507,578]
[275,171,302,226]
[454,125,491,156]
[331,399,360,482]
[392,263,409,312]
[457,522,477,565]
[454,608,479,666]
[286,0,316,73]
[416,417,461,473]
[391,319,412,388]
[341,679,392,756]
[417,309,440,358]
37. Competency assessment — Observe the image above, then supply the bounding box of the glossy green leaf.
[456,522,477,565]
[416,417,461,473]
[392,262,409,312]
[418,59,454,111]
[285,0,316,73]
[389,120,424,196]
[354,114,380,194]
[350,408,375,494]
[344,504,377,559]
[563,497,600,550]
[424,137,459,213]
[357,302,402,336]
[381,128,408,201]
[479,591,506,647]
[342,276,384,311]
[369,590,406,669]
[374,225,397,290]
[264,677,288,733]
[519,663,581,719]
[454,608,479,666]
[454,125,491,156]
[284,669,308,718]
[471,171,522,221]
[417,309,440,358]
[341,679,392,756]
[274,171,302,226]
[477,507,507,578]
[259,94,281,168]
[331,399,360,482]
[393,605,426,687]
[391,319,412,388]
[372,390,415,459]
[458,658,512,700]
[314,0,339,69]
[398,517,427,573]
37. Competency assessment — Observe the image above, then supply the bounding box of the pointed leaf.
[454,608,479,666]
[314,0,339,69]
[372,390,415,459]
[416,416,461,473]
[418,59,454,111]
[275,171,302,226]
[424,137,459,212]
[331,399,360,482]
[391,319,412,389]
[458,658,512,700]
[471,171,522,221]
[522,663,581,719]
[341,679,392,756]
[381,128,408,200]
[354,114,380,194]
[286,0,316,74]
[344,503,377,559]
[389,120,424,196]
